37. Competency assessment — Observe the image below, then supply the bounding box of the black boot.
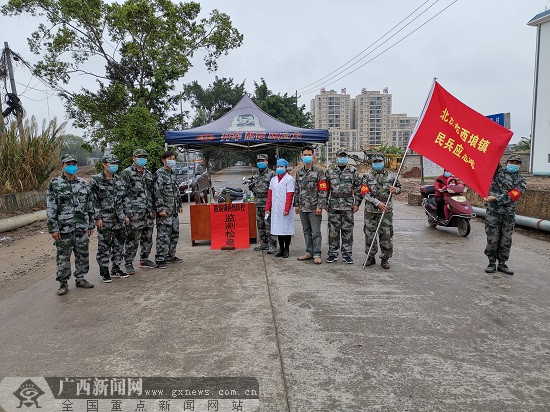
[282,236,290,258]
[485,260,496,273]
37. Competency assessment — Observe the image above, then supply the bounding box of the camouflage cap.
[257,153,268,161]
[60,153,77,163]
[133,148,148,157]
[336,149,348,156]
[101,154,119,163]
[507,154,523,163]
[371,153,385,161]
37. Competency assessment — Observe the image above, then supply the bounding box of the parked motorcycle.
[420,178,475,237]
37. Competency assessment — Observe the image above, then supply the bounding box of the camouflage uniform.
[90,167,126,276]
[47,169,94,285]
[120,162,155,265]
[484,163,526,265]
[252,156,277,251]
[294,164,328,257]
[325,161,362,259]
[154,166,182,264]
[361,166,401,260]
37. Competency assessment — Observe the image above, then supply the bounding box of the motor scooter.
[420,178,475,237]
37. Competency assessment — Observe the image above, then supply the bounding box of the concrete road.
[1,166,549,411]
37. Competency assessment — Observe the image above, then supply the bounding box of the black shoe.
[342,255,353,264]
[254,244,269,251]
[100,268,111,283]
[485,263,496,273]
[125,263,136,275]
[266,246,277,254]
[76,279,94,288]
[140,259,158,268]
[381,259,390,269]
[325,255,337,263]
[57,284,68,295]
[156,261,167,269]
[497,264,514,275]
[282,250,289,258]
[166,256,183,263]
[275,249,284,257]
[111,267,129,278]
[364,257,376,267]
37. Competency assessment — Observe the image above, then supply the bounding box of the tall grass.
[0,116,66,194]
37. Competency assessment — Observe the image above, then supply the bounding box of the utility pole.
[4,42,25,137]
[295,90,298,107]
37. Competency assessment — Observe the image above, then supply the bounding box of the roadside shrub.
[0,117,65,194]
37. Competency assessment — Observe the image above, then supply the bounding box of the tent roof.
[165,95,329,151]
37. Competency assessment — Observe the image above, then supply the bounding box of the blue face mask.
[257,162,267,169]
[443,171,452,178]
[506,164,520,173]
[64,165,77,175]
[136,158,147,167]
[166,159,177,169]
[302,155,313,165]
[276,167,286,175]
[337,157,348,165]
[108,164,119,174]
[372,162,384,171]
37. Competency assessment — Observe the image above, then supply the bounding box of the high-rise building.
[311,87,417,160]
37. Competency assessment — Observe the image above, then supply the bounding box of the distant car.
[235,161,245,166]
[175,163,212,201]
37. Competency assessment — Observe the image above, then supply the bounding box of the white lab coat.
[269,173,295,236]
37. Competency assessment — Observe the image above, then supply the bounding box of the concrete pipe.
[472,207,550,232]
[0,210,47,234]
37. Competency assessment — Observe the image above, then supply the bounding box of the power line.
[296,0,434,92]
[299,0,459,96]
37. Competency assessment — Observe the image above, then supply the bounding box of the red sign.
[210,203,250,249]
[409,81,513,197]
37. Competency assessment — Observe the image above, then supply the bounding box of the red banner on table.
[210,203,250,249]
[408,81,513,197]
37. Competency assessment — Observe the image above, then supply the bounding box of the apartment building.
[311,87,417,160]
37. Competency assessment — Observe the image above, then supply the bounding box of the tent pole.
[186,145,191,203]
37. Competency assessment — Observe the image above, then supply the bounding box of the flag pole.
[362,79,437,270]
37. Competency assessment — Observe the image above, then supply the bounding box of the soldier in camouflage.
[47,154,95,295]
[91,154,129,283]
[154,151,183,268]
[294,146,328,264]
[325,149,362,264]
[252,153,278,254]
[361,153,401,270]
[483,154,526,275]
[120,149,156,274]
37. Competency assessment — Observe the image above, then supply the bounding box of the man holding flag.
[361,154,401,269]
[483,155,526,275]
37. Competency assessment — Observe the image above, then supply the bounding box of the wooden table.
[190,203,257,246]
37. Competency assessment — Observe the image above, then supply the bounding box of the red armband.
[508,188,522,202]
[318,180,329,191]
[360,184,370,196]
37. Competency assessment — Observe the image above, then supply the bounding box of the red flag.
[408,81,513,197]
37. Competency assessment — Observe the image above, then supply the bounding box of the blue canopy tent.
[165,95,329,151]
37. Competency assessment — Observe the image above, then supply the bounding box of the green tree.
[2,0,243,151]
[514,137,531,152]
[110,103,165,172]
[61,134,94,165]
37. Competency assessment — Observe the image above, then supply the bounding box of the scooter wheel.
[457,218,471,237]
[428,218,438,227]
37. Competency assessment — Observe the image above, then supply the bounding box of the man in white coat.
[265,158,295,258]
